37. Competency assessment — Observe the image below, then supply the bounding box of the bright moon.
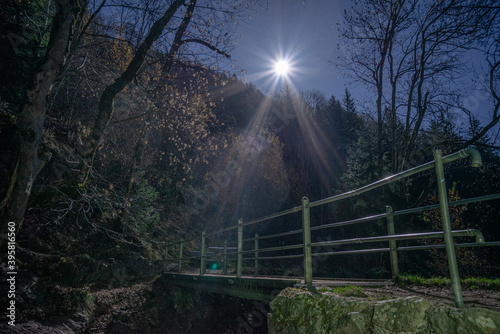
[274,60,290,76]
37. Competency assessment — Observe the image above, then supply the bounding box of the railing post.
[386,206,399,279]
[178,239,184,274]
[201,231,206,276]
[164,243,169,273]
[254,233,259,277]
[237,218,243,278]
[223,239,228,275]
[302,197,313,289]
[434,149,464,308]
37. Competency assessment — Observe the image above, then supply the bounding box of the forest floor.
[88,276,500,332]
[78,279,500,333]
[56,279,500,333]
[86,280,160,333]
[360,284,500,311]
[2,274,499,333]
[173,265,500,312]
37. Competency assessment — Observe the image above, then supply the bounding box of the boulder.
[268,288,500,334]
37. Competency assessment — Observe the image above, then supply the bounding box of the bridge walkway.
[162,271,391,301]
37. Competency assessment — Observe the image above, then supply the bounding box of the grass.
[317,285,367,297]
[395,274,500,290]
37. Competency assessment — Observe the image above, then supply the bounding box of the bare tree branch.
[181,38,231,59]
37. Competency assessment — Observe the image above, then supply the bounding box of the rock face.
[268,288,500,334]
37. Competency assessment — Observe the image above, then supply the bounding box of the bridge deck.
[162,271,391,301]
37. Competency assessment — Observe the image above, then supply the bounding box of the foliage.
[0,0,499,299]
[125,171,160,234]
[422,184,487,277]
[396,274,500,290]
[0,0,51,110]
[317,285,367,298]
[338,0,500,172]
[178,128,290,235]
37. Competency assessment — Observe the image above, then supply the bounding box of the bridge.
[163,149,500,307]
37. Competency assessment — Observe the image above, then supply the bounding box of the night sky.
[229,0,495,132]
[231,0,351,98]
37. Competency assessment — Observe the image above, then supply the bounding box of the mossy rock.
[268,288,500,334]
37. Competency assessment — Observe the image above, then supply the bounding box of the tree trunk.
[0,0,87,252]
[126,123,149,199]
[126,0,197,197]
[459,61,500,149]
[402,32,429,169]
[1,0,86,221]
[80,0,186,184]
[375,6,398,176]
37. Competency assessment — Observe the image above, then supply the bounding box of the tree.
[338,0,499,172]
[1,0,257,227]
[79,0,187,183]
[125,0,202,198]
[270,88,363,205]
[1,0,89,230]
[338,0,415,173]
[399,0,497,169]
[458,3,500,149]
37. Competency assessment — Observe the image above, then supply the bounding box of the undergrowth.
[317,285,367,297]
[395,273,500,290]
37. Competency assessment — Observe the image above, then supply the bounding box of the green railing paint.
[223,239,228,275]
[302,197,313,288]
[237,218,243,278]
[164,148,500,308]
[201,231,206,276]
[178,239,184,274]
[434,150,464,308]
[254,233,259,277]
[164,245,169,272]
[386,205,399,278]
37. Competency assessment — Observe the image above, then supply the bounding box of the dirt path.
[361,284,500,311]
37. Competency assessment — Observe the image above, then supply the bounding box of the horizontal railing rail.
[393,193,500,216]
[164,148,500,308]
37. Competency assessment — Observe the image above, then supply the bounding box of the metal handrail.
[243,205,302,227]
[239,243,303,254]
[239,193,500,243]
[311,213,387,231]
[164,148,500,308]
[311,229,485,248]
[166,193,500,248]
[165,210,497,278]
[237,229,484,259]
[311,241,500,257]
[308,148,482,208]
[393,193,500,216]
[246,228,303,241]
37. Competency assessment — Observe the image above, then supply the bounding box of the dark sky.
[231,0,351,99]
[229,0,496,136]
